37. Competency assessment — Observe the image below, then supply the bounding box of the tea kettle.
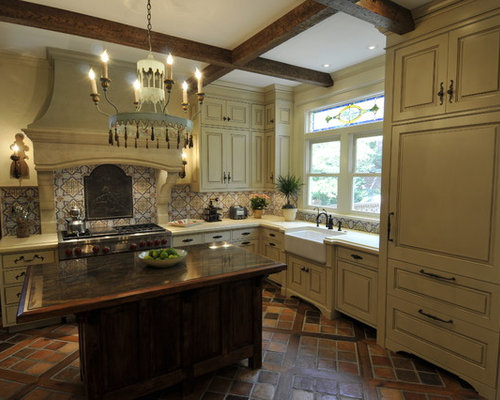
[66,206,86,234]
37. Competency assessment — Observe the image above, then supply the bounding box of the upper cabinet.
[202,98,250,129]
[393,14,500,121]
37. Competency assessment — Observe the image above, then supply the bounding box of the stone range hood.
[24,48,185,234]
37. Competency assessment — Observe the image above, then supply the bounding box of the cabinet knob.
[437,82,444,105]
[447,80,454,103]
[227,172,231,183]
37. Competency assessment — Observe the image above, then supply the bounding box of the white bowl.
[138,249,188,268]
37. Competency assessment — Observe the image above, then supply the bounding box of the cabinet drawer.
[261,228,283,244]
[203,231,231,243]
[3,249,55,267]
[233,239,258,253]
[388,259,500,331]
[231,227,258,241]
[3,267,27,285]
[172,234,203,247]
[337,247,378,269]
[386,295,499,387]
[5,285,23,305]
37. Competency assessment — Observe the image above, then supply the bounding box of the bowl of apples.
[138,248,187,268]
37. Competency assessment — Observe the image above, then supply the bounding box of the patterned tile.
[0,187,41,236]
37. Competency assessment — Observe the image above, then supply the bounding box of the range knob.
[102,247,111,254]
[74,247,82,256]
[92,246,100,254]
[130,243,138,251]
[161,239,168,245]
[65,249,73,256]
[154,239,161,246]
[139,241,146,248]
[147,240,153,246]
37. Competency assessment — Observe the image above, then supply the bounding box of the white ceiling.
[0,0,434,88]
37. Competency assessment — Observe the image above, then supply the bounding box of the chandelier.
[86,0,204,150]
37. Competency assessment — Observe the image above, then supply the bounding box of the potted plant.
[276,174,303,221]
[249,194,269,219]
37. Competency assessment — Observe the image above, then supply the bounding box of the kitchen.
[0,0,499,399]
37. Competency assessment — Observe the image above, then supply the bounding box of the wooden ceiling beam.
[232,0,337,66]
[0,0,333,87]
[313,0,415,34]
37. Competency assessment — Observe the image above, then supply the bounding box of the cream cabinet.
[0,247,57,328]
[264,103,275,130]
[336,247,378,328]
[393,13,500,121]
[200,128,250,190]
[287,254,328,312]
[251,104,265,130]
[381,4,500,398]
[251,131,265,189]
[202,97,250,129]
[260,228,286,285]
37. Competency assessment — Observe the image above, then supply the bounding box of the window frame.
[304,95,384,217]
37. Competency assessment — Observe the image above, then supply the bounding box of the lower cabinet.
[260,228,285,285]
[335,247,378,328]
[286,254,329,314]
[0,247,59,328]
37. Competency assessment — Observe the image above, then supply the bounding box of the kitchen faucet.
[316,208,328,227]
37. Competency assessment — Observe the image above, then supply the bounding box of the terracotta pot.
[252,209,263,219]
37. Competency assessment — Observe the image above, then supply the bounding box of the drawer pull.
[16,292,21,298]
[212,235,223,239]
[241,241,250,245]
[350,254,363,260]
[419,269,456,281]
[241,232,250,236]
[269,243,276,247]
[300,267,310,273]
[418,309,453,324]
[182,238,194,243]
[14,254,44,264]
[269,233,276,237]
[15,271,26,280]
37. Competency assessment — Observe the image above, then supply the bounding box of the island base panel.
[76,277,263,400]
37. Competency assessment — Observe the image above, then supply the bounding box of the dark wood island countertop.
[17,243,285,322]
[17,244,286,400]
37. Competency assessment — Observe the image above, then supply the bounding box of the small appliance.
[203,198,222,222]
[229,206,248,220]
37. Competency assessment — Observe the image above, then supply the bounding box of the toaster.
[229,205,248,220]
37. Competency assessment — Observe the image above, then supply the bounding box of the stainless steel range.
[58,223,172,260]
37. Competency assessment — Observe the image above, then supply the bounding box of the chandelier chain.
[146,0,152,52]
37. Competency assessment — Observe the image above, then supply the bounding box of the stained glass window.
[310,95,384,132]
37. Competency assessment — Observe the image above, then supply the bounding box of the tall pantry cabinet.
[379,2,500,399]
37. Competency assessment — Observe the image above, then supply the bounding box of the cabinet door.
[447,14,500,113]
[226,101,250,129]
[287,256,306,293]
[264,132,275,187]
[226,130,250,189]
[276,134,290,179]
[304,262,327,306]
[251,104,265,130]
[393,34,448,121]
[265,104,275,130]
[337,261,377,327]
[252,132,265,188]
[201,129,225,190]
[202,98,226,125]
[388,121,500,282]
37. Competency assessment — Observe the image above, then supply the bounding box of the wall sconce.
[9,133,29,179]
[179,150,188,179]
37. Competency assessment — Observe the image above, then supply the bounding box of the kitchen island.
[17,244,285,400]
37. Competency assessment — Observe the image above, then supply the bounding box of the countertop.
[163,215,380,253]
[0,234,58,253]
[17,243,285,322]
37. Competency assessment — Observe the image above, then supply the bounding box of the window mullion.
[338,132,351,214]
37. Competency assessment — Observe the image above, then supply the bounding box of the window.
[305,95,383,216]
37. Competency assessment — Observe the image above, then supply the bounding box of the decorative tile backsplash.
[54,165,157,231]
[296,210,379,234]
[169,185,287,220]
[0,187,41,236]
[0,167,379,236]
